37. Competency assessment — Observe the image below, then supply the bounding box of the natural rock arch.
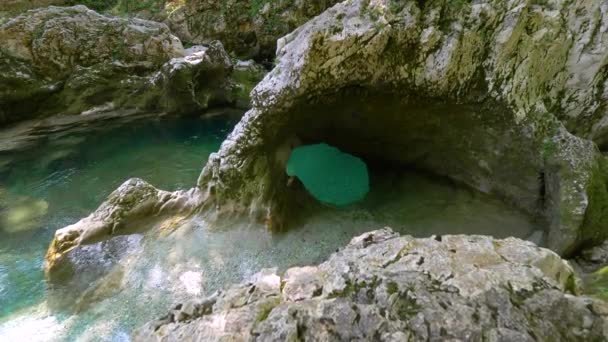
[44,0,608,272]
[198,0,608,256]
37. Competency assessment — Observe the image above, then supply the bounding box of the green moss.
[256,299,280,323]
[113,0,165,15]
[336,280,366,298]
[386,281,399,295]
[230,63,267,104]
[583,267,608,301]
[391,291,421,319]
[389,0,405,13]
[249,0,272,17]
[581,156,608,247]
[66,0,166,16]
[541,138,558,159]
[66,0,119,11]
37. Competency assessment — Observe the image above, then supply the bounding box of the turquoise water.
[0,114,542,341]
[287,143,369,206]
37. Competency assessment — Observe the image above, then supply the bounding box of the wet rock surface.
[198,0,608,256]
[45,178,203,279]
[134,228,608,341]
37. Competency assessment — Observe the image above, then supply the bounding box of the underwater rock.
[45,178,203,279]
[287,143,369,206]
[134,228,608,341]
[198,0,608,256]
[1,196,49,234]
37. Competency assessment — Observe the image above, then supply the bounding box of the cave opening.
[271,87,548,241]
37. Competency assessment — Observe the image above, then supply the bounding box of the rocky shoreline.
[2,0,608,340]
[134,228,608,341]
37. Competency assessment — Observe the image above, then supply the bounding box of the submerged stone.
[287,143,369,207]
[0,191,48,234]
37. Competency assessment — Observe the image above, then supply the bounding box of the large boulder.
[179,0,341,60]
[197,0,608,256]
[45,178,204,280]
[0,5,247,126]
[134,228,608,341]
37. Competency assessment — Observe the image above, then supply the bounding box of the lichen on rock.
[0,5,264,126]
[134,228,608,341]
[45,178,203,280]
[197,0,608,256]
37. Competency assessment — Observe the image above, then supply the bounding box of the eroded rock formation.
[198,0,608,256]
[45,178,203,279]
[0,5,257,126]
[134,228,608,341]
[177,0,341,59]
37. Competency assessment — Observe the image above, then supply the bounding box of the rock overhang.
[196,0,608,256]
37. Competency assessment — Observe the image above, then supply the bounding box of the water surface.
[0,113,542,341]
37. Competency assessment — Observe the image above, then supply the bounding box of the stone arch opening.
[258,88,548,236]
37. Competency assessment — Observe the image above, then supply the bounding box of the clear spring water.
[0,113,542,341]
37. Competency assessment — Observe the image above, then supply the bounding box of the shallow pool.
[0,113,542,341]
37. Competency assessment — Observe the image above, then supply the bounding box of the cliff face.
[0,5,261,127]
[197,0,608,256]
[176,0,341,60]
[134,229,608,341]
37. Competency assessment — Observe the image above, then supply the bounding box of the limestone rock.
[45,178,203,279]
[197,0,608,256]
[0,5,183,77]
[182,0,341,59]
[576,240,608,273]
[164,5,192,44]
[0,6,244,126]
[134,229,608,341]
[151,41,235,114]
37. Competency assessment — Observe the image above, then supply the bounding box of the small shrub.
[66,0,119,11]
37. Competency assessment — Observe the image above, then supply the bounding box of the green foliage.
[66,0,118,11]
[389,0,405,13]
[66,0,165,14]
[287,143,369,207]
[114,0,165,14]
[541,138,558,159]
[581,157,608,248]
[249,0,271,17]
[584,266,608,301]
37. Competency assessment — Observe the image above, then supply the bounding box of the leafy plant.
[66,0,118,11]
